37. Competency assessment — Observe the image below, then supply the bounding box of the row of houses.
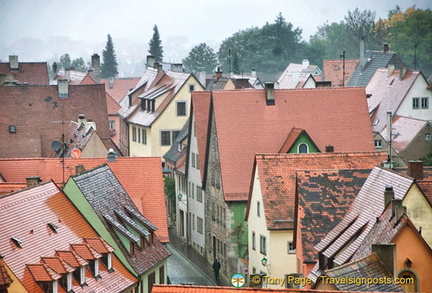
[0,156,170,292]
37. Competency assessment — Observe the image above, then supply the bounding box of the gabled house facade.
[198,86,377,278]
[246,153,387,287]
[63,164,170,293]
[119,60,204,158]
[0,181,137,293]
[0,55,49,85]
[277,59,323,89]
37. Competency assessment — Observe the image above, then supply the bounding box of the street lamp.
[177,193,184,202]
[261,257,270,274]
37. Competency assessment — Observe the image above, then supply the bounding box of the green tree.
[101,34,118,78]
[388,7,432,76]
[59,53,71,70]
[71,57,87,72]
[218,13,303,74]
[232,52,240,74]
[182,43,218,73]
[148,25,164,62]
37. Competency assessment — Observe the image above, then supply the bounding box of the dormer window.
[141,98,146,111]
[72,266,87,287]
[298,143,309,153]
[89,259,100,279]
[101,252,113,272]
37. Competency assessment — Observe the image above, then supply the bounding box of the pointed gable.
[278,127,320,153]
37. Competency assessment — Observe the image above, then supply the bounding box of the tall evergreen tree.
[148,25,164,62]
[101,34,118,78]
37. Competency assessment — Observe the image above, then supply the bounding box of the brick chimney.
[26,176,41,187]
[58,79,69,98]
[372,243,396,277]
[9,55,19,70]
[215,67,223,81]
[91,54,101,82]
[265,82,275,106]
[408,160,424,180]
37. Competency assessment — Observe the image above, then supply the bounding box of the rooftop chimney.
[78,114,86,126]
[58,79,69,98]
[26,176,41,187]
[399,65,408,80]
[107,148,116,162]
[387,64,395,77]
[408,160,424,180]
[170,63,183,72]
[251,68,257,78]
[52,62,58,78]
[75,164,85,174]
[109,76,114,89]
[9,55,18,70]
[265,82,275,106]
[372,243,396,277]
[360,37,365,59]
[384,186,394,209]
[91,54,101,82]
[384,44,389,53]
[65,68,71,81]
[302,59,310,70]
[391,198,403,218]
[147,55,155,69]
[198,71,206,87]
[215,67,222,81]
[325,145,334,153]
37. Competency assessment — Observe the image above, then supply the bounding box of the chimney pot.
[146,55,155,68]
[108,148,116,162]
[26,176,41,187]
[91,54,101,82]
[9,55,19,70]
[408,160,423,180]
[215,67,222,81]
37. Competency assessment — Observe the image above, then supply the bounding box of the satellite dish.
[51,141,63,152]
[70,148,82,158]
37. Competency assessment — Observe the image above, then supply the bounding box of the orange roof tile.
[55,250,88,268]
[102,77,140,103]
[0,157,169,242]
[70,244,102,260]
[41,257,75,274]
[0,182,137,292]
[84,237,115,253]
[418,180,432,206]
[211,88,375,201]
[249,152,388,230]
[323,59,359,87]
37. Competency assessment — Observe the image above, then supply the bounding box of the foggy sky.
[1,0,431,63]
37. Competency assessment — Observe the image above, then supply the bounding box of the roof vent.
[48,223,59,234]
[11,237,23,248]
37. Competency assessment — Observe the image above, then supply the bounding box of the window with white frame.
[298,143,309,153]
[109,120,115,130]
[421,97,429,109]
[288,241,295,253]
[374,140,382,148]
[413,97,420,109]
[132,126,137,142]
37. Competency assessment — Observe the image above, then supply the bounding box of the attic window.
[9,125,16,133]
[48,223,59,233]
[11,237,23,248]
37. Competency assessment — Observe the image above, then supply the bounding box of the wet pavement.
[167,227,229,286]
[167,244,216,285]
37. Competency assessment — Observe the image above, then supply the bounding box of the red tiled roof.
[84,237,115,253]
[0,61,49,85]
[0,84,110,158]
[102,77,140,103]
[418,180,432,206]
[152,284,397,293]
[296,169,372,263]
[27,264,62,281]
[106,92,121,115]
[0,182,137,292]
[314,167,414,269]
[55,250,88,268]
[250,152,387,230]
[0,157,169,243]
[41,257,75,274]
[192,91,212,180]
[210,88,375,201]
[323,59,359,87]
[70,244,102,260]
